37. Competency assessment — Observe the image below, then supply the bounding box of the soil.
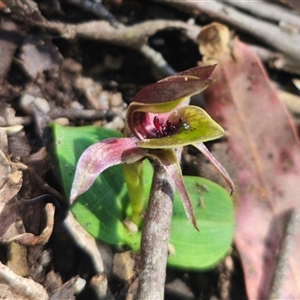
[1,1,299,299]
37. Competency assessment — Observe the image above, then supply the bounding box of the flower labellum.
[70,64,234,230]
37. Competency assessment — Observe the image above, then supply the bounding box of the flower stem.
[122,162,145,226]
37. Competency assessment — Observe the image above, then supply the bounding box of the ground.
[0,1,299,299]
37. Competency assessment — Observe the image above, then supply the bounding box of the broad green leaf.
[169,176,234,269]
[50,123,234,269]
[50,123,152,246]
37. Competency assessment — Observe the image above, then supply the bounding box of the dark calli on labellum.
[70,64,234,230]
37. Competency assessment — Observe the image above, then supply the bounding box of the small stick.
[248,44,300,75]
[135,163,174,300]
[162,0,300,61]
[90,274,115,300]
[224,0,300,29]
[268,209,299,300]
[0,261,48,300]
[64,0,121,28]
[49,108,112,120]
[139,44,176,77]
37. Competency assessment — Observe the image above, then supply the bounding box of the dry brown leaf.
[198,22,231,64]
[113,251,136,282]
[6,203,55,246]
[90,275,114,300]
[0,149,22,207]
[6,241,28,277]
[49,276,85,300]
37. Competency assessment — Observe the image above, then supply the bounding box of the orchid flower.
[70,64,234,230]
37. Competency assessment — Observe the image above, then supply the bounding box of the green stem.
[122,162,145,226]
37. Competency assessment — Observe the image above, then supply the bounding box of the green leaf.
[50,123,234,269]
[50,123,152,246]
[169,176,234,269]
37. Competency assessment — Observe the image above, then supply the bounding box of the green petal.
[137,106,224,149]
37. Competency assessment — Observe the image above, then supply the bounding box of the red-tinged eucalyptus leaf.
[147,149,198,230]
[194,142,234,194]
[137,106,224,149]
[70,137,147,203]
[203,38,300,299]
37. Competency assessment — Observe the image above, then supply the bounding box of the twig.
[139,44,176,77]
[63,0,203,77]
[90,275,115,300]
[4,0,45,25]
[161,0,300,61]
[49,276,86,300]
[64,0,121,28]
[6,0,201,78]
[248,44,300,75]
[224,0,300,30]
[49,108,113,120]
[0,261,48,300]
[135,163,174,300]
[59,0,180,77]
[6,0,201,52]
[268,210,299,299]
[40,19,196,50]
[277,0,300,12]
[42,19,199,77]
